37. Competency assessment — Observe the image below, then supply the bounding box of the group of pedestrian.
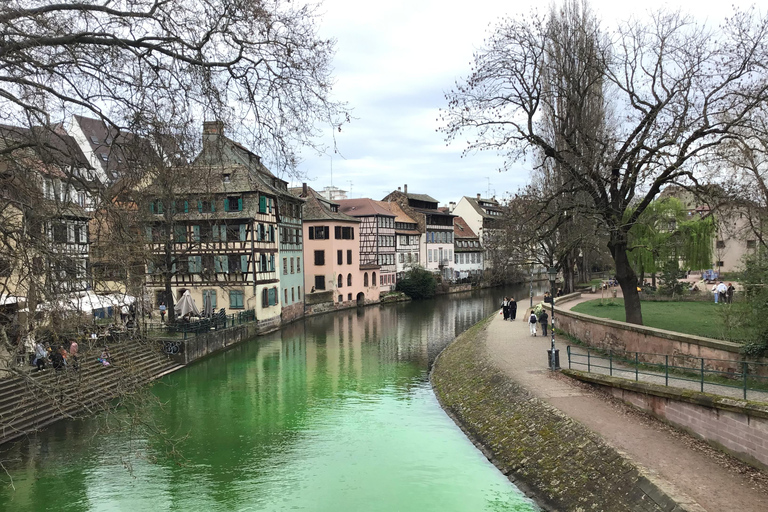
[501,297,517,321]
[528,307,550,337]
[32,339,79,372]
[712,281,735,304]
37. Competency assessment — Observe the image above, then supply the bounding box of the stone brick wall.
[432,317,689,511]
[566,371,768,471]
[555,298,768,376]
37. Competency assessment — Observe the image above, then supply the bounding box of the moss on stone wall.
[431,316,689,512]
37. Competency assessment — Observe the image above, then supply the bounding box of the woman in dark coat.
[509,298,517,320]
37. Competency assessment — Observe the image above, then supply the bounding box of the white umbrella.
[174,290,201,317]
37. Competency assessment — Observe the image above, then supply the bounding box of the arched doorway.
[356,292,365,306]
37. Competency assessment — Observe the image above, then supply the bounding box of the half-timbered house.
[337,198,397,292]
[144,122,291,329]
[378,201,420,278]
[382,185,455,281]
[453,216,483,281]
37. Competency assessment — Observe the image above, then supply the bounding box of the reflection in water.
[0,285,543,511]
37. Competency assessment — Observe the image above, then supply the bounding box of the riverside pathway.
[485,294,768,512]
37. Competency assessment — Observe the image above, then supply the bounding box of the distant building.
[291,184,379,309]
[451,194,504,271]
[382,184,455,281]
[318,185,348,201]
[337,198,397,292]
[377,201,420,279]
[453,216,483,280]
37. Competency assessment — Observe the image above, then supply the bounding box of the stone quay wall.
[554,294,768,377]
[431,316,688,512]
[566,371,768,471]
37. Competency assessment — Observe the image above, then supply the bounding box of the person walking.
[540,309,549,337]
[501,297,510,320]
[712,284,719,303]
[529,311,538,336]
[727,283,735,304]
[159,302,167,322]
[509,298,517,320]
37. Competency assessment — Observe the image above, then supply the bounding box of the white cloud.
[297,0,759,205]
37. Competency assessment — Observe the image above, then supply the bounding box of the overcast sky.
[292,0,757,206]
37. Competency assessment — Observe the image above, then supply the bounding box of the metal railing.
[566,346,768,401]
[147,309,257,339]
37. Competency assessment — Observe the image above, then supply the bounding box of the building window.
[290,257,294,273]
[297,286,301,299]
[297,257,301,272]
[347,293,352,301]
[309,226,329,239]
[284,288,288,304]
[334,226,354,239]
[338,294,343,303]
[291,287,295,302]
[347,273,352,286]
[314,250,325,266]
[372,272,376,285]
[314,275,325,290]
[717,260,724,267]
[747,240,757,249]
[229,290,244,309]
[716,240,726,249]
[337,250,343,265]
[338,274,343,288]
[283,257,288,274]
[347,250,352,265]
[364,272,369,286]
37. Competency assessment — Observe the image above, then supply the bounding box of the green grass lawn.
[570,299,749,342]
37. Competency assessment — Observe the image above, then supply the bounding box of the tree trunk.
[164,242,175,323]
[609,237,643,325]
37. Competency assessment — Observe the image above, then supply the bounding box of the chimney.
[404,184,408,194]
[302,182,308,196]
[398,186,401,192]
[203,120,224,135]
[449,201,456,212]
[477,193,481,200]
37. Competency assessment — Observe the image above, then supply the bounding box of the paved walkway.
[485,294,768,512]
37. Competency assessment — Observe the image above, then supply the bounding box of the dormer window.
[223,174,231,183]
[90,136,99,144]
[100,153,108,161]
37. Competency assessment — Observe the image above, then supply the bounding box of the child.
[529,311,538,336]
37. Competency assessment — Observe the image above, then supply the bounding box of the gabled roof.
[407,192,438,203]
[337,198,395,217]
[461,195,502,219]
[454,216,478,239]
[289,185,359,223]
[0,124,91,170]
[68,115,162,183]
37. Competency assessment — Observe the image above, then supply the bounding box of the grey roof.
[289,185,359,223]
[406,192,439,203]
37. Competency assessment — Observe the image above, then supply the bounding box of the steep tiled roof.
[406,192,438,203]
[454,216,478,239]
[374,201,416,224]
[337,198,395,217]
[0,124,91,171]
[289,185,359,223]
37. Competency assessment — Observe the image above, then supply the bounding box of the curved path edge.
[430,314,703,512]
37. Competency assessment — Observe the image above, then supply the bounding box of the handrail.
[566,345,768,401]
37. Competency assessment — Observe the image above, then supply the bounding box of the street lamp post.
[529,264,534,308]
[547,266,559,370]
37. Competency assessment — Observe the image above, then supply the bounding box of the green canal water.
[1,287,545,511]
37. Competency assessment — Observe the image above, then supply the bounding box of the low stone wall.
[555,295,768,376]
[166,322,261,365]
[565,370,768,471]
[431,317,689,511]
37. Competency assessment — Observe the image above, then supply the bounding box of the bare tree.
[442,2,768,324]
[0,0,348,447]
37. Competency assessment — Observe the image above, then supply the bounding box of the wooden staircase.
[0,340,184,445]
